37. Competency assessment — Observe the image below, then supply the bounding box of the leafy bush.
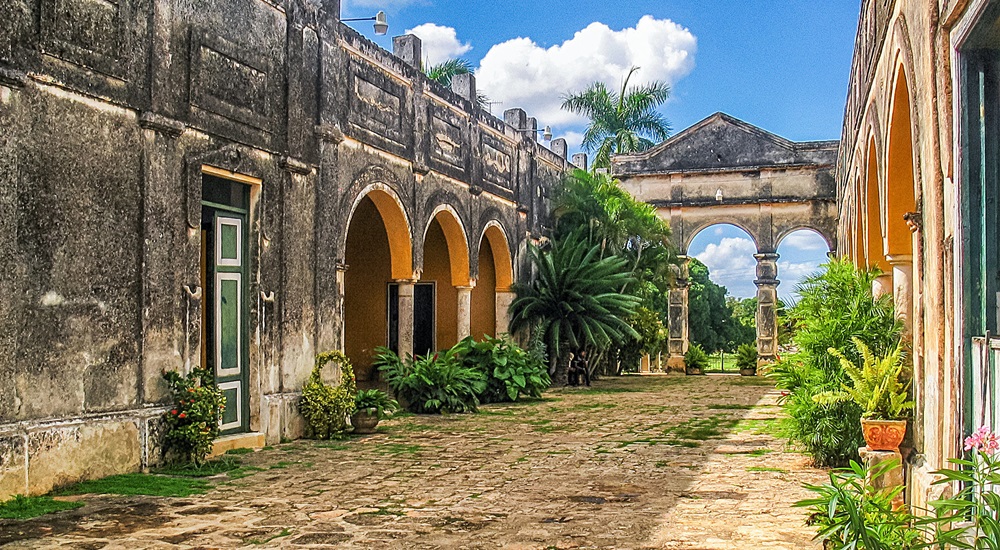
[684,344,709,371]
[736,344,758,371]
[300,351,357,439]
[353,389,399,420]
[375,347,486,414]
[796,459,923,549]
[931,426,1000,548]
[772,259,901,467]
[452,335,550,403]
[815,338,913,420]
[162,367,226,465]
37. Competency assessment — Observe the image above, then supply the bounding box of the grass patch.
[747,466,788,474]
[153,456,242,477]
[247,528,292,545]
[748,448,774,456]
[360,507,405,516]
[269,461,295,470]
[666,415,738,441]
[734,417,781,436]
[55,474,213,498]
[0,495,84,520]
[654,461,668,468]
[575,385,644,395]
[725,376,775,387]
[371,443,426,455]
[315,442,351,450]
[225,447,255,455]
[707,404,754,410]
[227,466,266,480]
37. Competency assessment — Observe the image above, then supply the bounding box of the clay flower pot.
[351,410,380,434]
[739,367,756,377]
[685,365,703,376]
[861,418,907,451]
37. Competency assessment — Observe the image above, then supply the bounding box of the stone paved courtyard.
[0,374,824,549]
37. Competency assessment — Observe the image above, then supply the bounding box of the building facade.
[839,0,1000,506]
[0,0,571,498]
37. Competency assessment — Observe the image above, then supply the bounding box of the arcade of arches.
[342,189,517,382]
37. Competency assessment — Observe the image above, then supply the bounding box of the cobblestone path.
[1,374,824,549]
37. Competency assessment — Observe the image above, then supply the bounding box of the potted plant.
[351,389,399,434]
[736,343,758,376]
[815,338,912,451]
[684,344,709,376]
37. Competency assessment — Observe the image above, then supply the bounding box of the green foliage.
[814,338,913,420]
[561,66,672,169]
[161,367,226,465]
[354,389,399,420]
[929,431,1000,549]
[687,259,747,353]
[424,58,491,107]
[736,344,758,371]
[0,494,84,519]
[55,473,214,498]
[509,230,641,382]
[796,459,923,549]
[772,259,902,467]
[618,307,667,373]
[684,344,709,371]
[374,347,486,414]
[300,351,357,440]
[452,335,550,403]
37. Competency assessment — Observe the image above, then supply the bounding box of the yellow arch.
[885,64,916,257]
[481,222,514,291]
[864,139,889,271]
[425,205,472,286]
[346,184,413,280]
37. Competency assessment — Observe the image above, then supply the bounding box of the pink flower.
[965,426,1000,455]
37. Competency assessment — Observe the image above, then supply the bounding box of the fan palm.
[562,66,672,169]
[509,231,642,384]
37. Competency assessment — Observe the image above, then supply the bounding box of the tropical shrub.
[353,389,399,420]
[736,344,758,371]
[684,344,709,372]
[300,351,357,439]
[374,347,486,414]
[930,426,1000,548]
[452,335,550,403]
[796,459,923,549]
[619,307,667,374]
[771,259,901,467]
[161,367,227,465]
[815,339,913,420]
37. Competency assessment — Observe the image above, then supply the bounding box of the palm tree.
[509,231,641,385]
[561,66,672,169]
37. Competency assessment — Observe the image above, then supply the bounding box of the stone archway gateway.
[613,113,838,369]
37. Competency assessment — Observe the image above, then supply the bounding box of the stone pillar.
[396,280,416,357]
[572,153,588,171]
[336,263,349,352]
[392,35,422,69]
[495,290,516,336]
[666,256,690,372]
[754,253,780,366]
[640,354,651,373]
[872,273,893,298]
[456,285,473,340]
[451,73,476,103]
[887,255,913,335]
[859,447,905,510]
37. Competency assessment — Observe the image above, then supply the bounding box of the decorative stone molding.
[314,123,345,144]
[138,112,186,137]
[411,162,430,176]
[0,66,27,88]
[469,185,483,196]
[280,156,312,175]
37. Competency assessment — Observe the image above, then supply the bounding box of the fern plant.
[814,338,913,420]
[374,347,486,414]
[684,344,709,372]
[300,351,357,439]
[736,343,758,371]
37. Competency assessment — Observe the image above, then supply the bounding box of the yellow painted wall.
[345,197,391,381]
[471,239,497,340]
[422,220,459,350]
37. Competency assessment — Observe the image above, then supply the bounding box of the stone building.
[614,112,838,370]
[838,0,1000,506]
[0,0,572,498]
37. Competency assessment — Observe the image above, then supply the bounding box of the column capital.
[885,254,913,266]
[393,278,419,285]
[455,284,475,291]
[753,252,780,262]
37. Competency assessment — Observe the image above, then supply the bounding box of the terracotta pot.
[686,366,703,376]
[861,418,907,451]
[739,367,756,377]
[351,411,380,434]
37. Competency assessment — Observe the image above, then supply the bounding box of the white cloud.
[694,237,758,298]
[780,230,830,252]
[562,131,585,153]
[405,23,472,67]
[344,0,424,9]
[475,16,697,131]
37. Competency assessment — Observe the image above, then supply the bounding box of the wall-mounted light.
[343,10,389,35]
[715,188,723,202]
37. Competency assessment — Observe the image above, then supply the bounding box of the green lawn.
[704,352,738,373]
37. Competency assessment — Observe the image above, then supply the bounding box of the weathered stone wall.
[0,0,568,498]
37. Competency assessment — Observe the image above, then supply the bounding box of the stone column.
[336,263,348,352]
[754,253,780,366]
[887,255,913,335]
[666,256,690,372]
[872,273,893,298]
[396,280,416,358]
[456,285,473,340]
[860,447,905,510]
[495,289,516,336]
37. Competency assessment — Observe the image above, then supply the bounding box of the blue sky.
[342,0,860,297]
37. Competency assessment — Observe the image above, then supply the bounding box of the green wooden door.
[212,212,249,434]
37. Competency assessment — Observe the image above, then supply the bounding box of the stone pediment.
[612,112,838,175]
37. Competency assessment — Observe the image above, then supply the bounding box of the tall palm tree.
[509,231,641,385]
[562,66,672,169]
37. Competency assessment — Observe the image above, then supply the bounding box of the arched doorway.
[471,223,514,340]
[420,207,472,353]
[886,67,917,331]
[865,139,889,273]
[775,228,834,303]
[343,187,412,381]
